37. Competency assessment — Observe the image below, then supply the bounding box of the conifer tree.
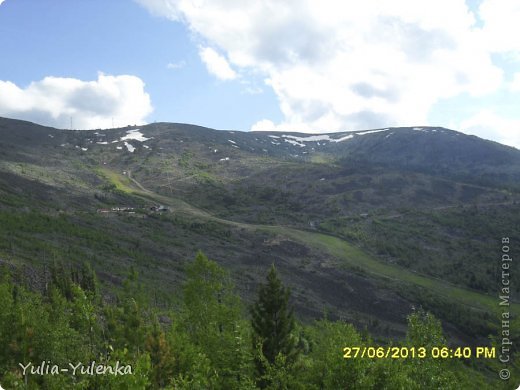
[250,264,298,383]
[79,261,99,299]
[49,260,73,300]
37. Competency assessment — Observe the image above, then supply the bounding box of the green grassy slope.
[1,117,519,347]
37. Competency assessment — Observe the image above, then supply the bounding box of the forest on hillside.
[0,252,515,389]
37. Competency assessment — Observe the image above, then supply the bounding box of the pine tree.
[79,261,99,299]
[250,264,299,384]
[49,260,73,300]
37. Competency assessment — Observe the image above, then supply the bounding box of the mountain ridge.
[0,115,518,346]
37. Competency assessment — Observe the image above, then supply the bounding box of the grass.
[310,153,336,164]
[98,168,517,317]
[276,228,518,315]
[319,206,520,295]
[96,167,133,193]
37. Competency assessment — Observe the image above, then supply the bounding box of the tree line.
[0,252,511,389]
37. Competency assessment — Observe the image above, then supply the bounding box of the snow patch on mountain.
[284,139,306,147]
[124,142,135,152]
[333,134,354,142]
[121,129,152,142]
[283,134,332,142]
[356,129,390,136]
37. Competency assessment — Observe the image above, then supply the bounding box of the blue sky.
[0,0,519,148]
[0,0,281,130]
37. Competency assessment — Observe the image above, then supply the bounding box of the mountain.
[0,116,518,345]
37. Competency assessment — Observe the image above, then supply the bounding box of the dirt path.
[126,170,150,193]
[109,169,517,314]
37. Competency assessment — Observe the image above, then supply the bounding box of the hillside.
[0,116,519,348]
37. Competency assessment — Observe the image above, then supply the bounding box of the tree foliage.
[0,255,510,389]
[250,264,300,387]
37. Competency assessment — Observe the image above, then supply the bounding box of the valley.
[0,116,519,345]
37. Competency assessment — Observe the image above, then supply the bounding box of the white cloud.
[135,0,183,20]
[251,118,314,133]
[510,73,520,92]
[198,46,237,81]
[0,73,153,129]
[250,119,313,133]
[138,0,517,145]
[478,0,520,54]
[250,119,276,132]
[167,60,186,69]
[459,110,520,149]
